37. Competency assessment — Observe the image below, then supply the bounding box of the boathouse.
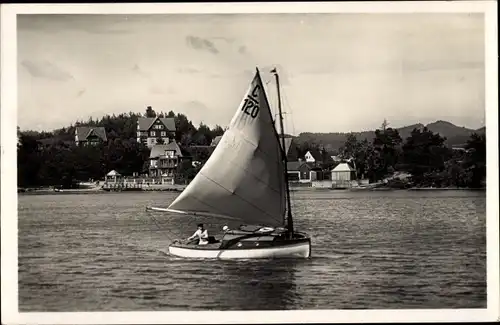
[331,163,356,188]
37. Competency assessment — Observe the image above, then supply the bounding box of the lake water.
[18,190,486,311]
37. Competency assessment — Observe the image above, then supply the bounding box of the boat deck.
[171,242,222,250]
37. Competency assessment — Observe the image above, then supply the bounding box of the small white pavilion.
[331,163,356,188]
[105,170,122,183]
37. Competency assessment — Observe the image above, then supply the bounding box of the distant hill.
[295,120,485,152]
[476,126,486,134]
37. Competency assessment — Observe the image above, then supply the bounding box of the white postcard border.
[1,1,498,324]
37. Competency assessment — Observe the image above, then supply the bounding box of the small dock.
[101,183,142,192]
[101,182,186,192]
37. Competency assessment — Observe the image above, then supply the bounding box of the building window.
[151,131,156,137]
[161,131,166,137]
[137,131,141,137]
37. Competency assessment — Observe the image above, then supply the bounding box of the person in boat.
[187,223,209,245]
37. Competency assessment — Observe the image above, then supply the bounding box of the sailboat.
[148,67,311,259]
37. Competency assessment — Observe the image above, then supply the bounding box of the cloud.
[21,60,74,81]
[132,64,150,78]
[208,73,224,79]
[186,35,248,57]
[149,87,162,95]
[186,35,219,54]
[75,89,86,98]
[210,36,236,44]
[18,14,130,35]
[183,100,209,112]
[403,60,484,73]
[301,57,484,78]
[16,13,485,133]
[180,100,210,124]
[177,67,202,74]
[238,46,247,54]
[149,85,176,95]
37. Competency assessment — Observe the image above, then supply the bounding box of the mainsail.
[167,69,286,226]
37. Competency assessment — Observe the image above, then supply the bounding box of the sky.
[17,13,485,134]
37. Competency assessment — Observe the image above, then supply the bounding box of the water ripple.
[18,190,486,311]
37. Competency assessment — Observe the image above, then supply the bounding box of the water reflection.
[214,259,300,310]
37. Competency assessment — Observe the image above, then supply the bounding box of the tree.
[365,143,384,182]
[464,133,486,188]
[353,139,371,179]
[145,106,156,118]
[339,134,368,179]
[296,141,321,160]
[211,125,225,138]
[320,147,329,164]
[362,121,403,182]
[177,160,197,181]
[381,119,389,131]
[193,122,212,146]
[340,134,359,159]
[174,113,196,145]
[402,127,451,184]
[17,134,43,187]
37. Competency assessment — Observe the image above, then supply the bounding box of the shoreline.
[18,186,486,196]
[17,184,187,195]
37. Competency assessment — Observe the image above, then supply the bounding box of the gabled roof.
[106,170,121,176]
[149,141,184,158]
[287,161,311,171]
[305,149,322,161]
[75,126,107,142]
[332,163,355,172]
[137,117,176,132]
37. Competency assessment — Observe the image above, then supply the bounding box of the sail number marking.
[241,85,260,119]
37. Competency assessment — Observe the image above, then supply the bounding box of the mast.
[272,68,294,237]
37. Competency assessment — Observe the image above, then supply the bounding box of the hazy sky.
[17,13,485,134]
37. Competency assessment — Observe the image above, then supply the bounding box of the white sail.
[167,69,286,226]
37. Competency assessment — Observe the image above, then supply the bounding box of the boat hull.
[168,238,311,259]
